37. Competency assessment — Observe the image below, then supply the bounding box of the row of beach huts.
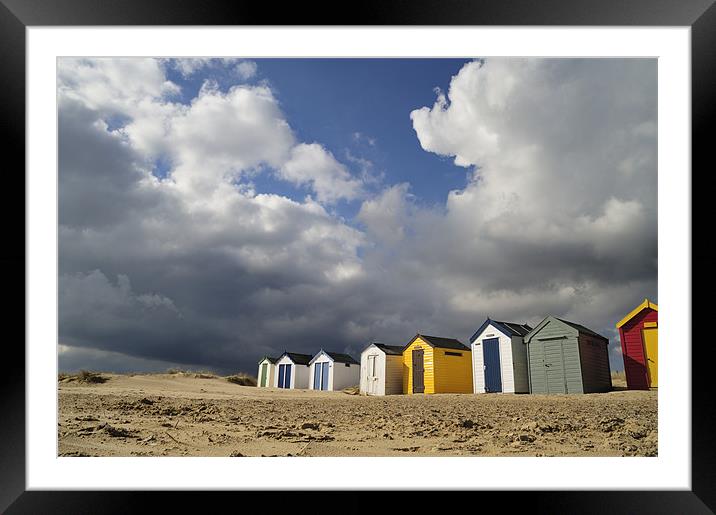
[257,299,658,395]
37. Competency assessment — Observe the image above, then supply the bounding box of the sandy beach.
[58,372,657,457]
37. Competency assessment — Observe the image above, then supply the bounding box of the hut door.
[367,355,378,395]
[313,364,322,390]
[482,338,503,393]
[313,363,330,390]
[260,363,268,387]
[643,328,658,387]
[321,362,330,390]
[284,364,292,388]
[543,340,567,394]
[412,349,425,393]
[277,364,285,388]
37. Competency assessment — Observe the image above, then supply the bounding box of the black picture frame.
[2,0,713,512]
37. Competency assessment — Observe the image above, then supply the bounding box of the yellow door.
[643,328,658,387]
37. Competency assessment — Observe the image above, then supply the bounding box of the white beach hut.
[273,352,312,389]
[359,343,405,396]
[470,318,532,394]
[256,356,277,388]
[308,350,360,391]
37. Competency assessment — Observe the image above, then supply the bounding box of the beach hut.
[359,343,405,396]
[308,350,360,391]
[256,356,277,388]
[469,318,532,394]
[403,334,472,394]
[524,316,612,394]
[616,299,658,389]
[274,352,312,389]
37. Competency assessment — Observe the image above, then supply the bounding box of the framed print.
[3,0,714,512]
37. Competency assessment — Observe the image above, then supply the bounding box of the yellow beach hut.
[403,334,472,394]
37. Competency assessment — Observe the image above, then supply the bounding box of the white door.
[367,355,378,395]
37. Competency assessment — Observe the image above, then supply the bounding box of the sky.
[57,57,657,375]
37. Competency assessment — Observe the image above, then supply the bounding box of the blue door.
[277,364,285,388]
[482,338,503,393]
[284,364,292,388]
[321,362,330,390]
[313,364,322,390]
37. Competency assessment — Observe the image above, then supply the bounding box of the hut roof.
[279,352,313,365]
[616,298,659,328]
[555,317,609,342]
[370,343,405,355]
[323,351,360,365]
[409,334,469,351]
[469,318,532,342]
[309,349,360,365]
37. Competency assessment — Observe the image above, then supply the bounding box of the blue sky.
[58,57,657,374]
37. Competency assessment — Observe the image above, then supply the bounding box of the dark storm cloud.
[59,99,161,229]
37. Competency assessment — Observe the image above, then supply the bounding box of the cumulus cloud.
[170,57,234,77]
[57,57,656,374]
[169,84,295,196]
[235,60,258,80]
[403,58,657,359]
[170,58,258,80]
[279,143,364,203]
[357,183,413,243]
[57,59,364,205]
[169,58,258,80]
[408,59,657,282]
[58,58,180,113]
[172,58,215,76]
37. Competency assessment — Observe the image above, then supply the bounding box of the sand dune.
[58,373,657,457]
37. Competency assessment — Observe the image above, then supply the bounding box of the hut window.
[445,351,463,357]
[345,363,350,367]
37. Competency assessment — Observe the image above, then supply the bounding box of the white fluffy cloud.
[171,58,257,80]
[163,84,365,205]
[410,59,656,257]
[235,60,258,80]
[172,58,217,77]
[280,143,364,203]
[170,57,245,78]
[58,58,180,114]
[169,84,295,197]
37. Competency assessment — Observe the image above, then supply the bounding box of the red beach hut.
[616,299,658,389]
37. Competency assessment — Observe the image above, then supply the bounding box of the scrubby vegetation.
[58,370,108,384]
[166,368,218,379]
[225,373,257,386]
[191,372,218,379]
